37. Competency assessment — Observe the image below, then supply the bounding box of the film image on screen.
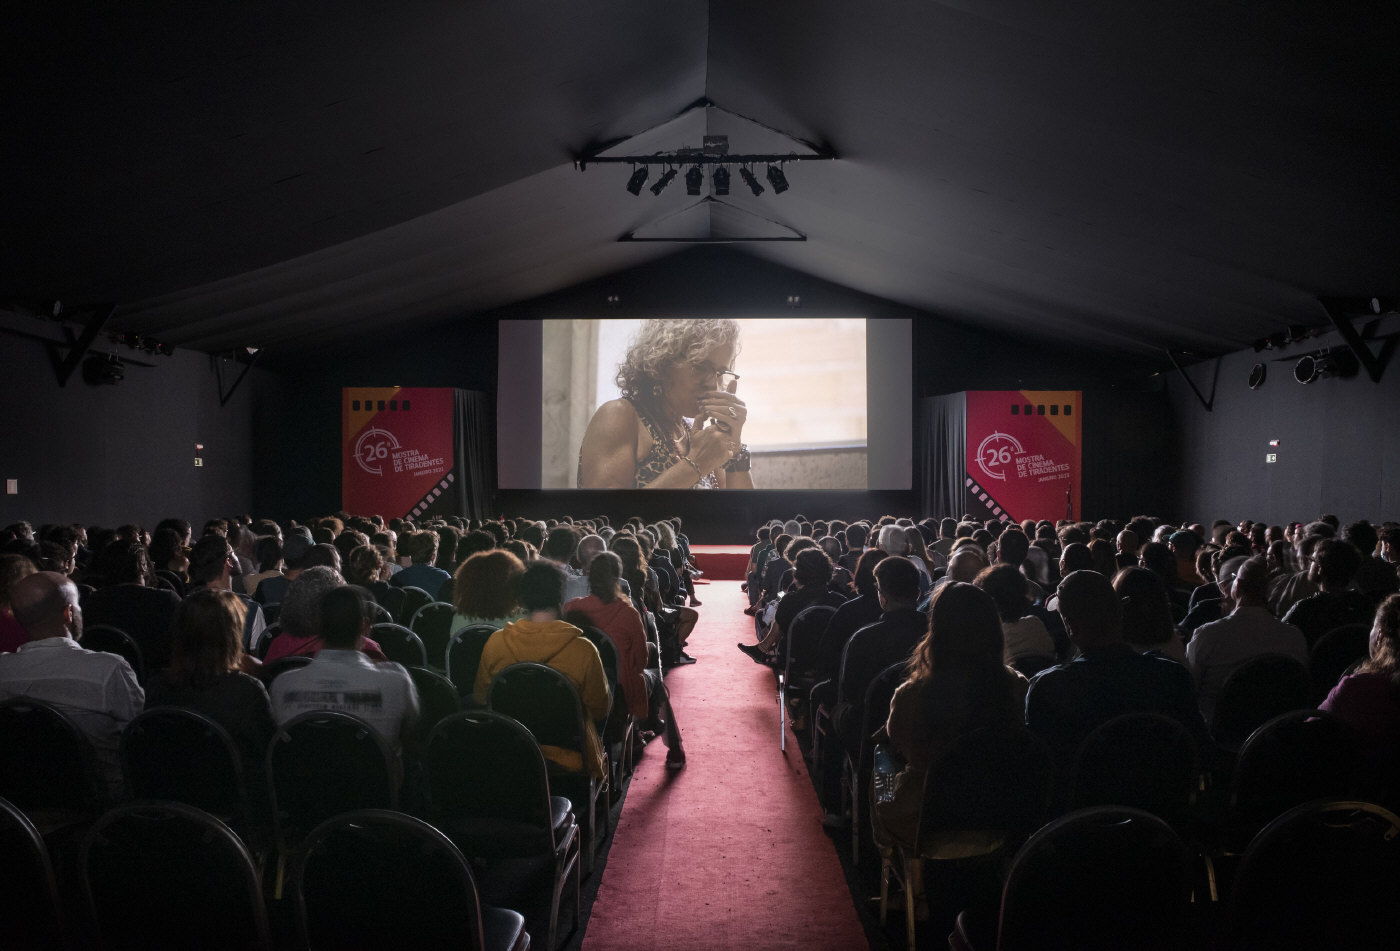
[540,318,868,490]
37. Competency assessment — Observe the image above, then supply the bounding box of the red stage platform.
[689,544,751,581]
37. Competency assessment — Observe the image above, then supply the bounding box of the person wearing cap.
[254,527,315,608]
[1186,556,1308,724]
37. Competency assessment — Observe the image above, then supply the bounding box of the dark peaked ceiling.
[4,1,1398,360]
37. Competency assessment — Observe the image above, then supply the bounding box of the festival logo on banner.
[964,391,1082,522]
[343,387,456,519]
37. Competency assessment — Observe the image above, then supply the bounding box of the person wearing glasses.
[577,318,754,489]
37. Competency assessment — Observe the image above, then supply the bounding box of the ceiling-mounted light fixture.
[1248,363,1267,389]
[739,165,764,196]
[1294,347,1359,384]
[82,353,124,386]
[649,167,677,196]
[766,164,789,194]
[685,166,704,196]
[712,166,730,195]
[625,165,648,195]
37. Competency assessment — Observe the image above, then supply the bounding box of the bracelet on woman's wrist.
[724,443,752,473]
[681,455,704,480]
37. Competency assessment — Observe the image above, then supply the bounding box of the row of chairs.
[875,706,1386,951]
[0,796,532,951]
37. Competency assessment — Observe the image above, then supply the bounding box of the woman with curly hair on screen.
[577,318,754,489]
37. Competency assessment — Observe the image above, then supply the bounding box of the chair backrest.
[1212,653,1313,751]
[371,622,428,668]
[267,711,397,842]
[1231,800,1400,951]
[254,622,281,659]
[82,623,147,685]
[425,710,560,846]
[122,707,251,822]
[1009,652,1058,679]
[409,601,456,668]
[1066,712,1200,827]
[0,795,64,949]
[372,584,407,621]
[0,697,102,812]
[397,585,435,625]
[996,806,1193,951]
[578,624,621,695]
[260,653,314,683]
[404,666,460,743]
[786,604,838,675]
[488,662,589,756]
[917,725,1054,854]
[80,801,271,951]
[446,624,499,699]
[366,600,392,623]
[856,662,908,768]
[292,809,488,951]
[1230,708,1365,833]
[1308,622,1371,702]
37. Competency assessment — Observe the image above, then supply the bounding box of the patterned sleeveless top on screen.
[577,397,717,488]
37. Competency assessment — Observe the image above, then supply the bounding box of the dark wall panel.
[0,339,260,529]
[1166,313,1399,525]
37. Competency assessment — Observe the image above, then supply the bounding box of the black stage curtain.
[455,389,496,521]
[919,392,966,519]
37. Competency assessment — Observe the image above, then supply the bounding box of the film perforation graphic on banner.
[964,391,1081,522]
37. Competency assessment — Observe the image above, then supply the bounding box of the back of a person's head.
[344,545,384,586]
[1060,542,1094,575]
[1112,566,1174,646]
[996,528,1029,565]
[170,588,245,687]
[515,560,566,614]
[1139,541,1175,578]
[785,536,819,562]
[974,563,1030,622]
[793,547,834,589]
[281,566,346,638]
[189,534,232,585]
[782,519,802,537]
[852,548,890,596]
[947,546,988,583]
[875,524,910,556]
[403,530,439,565]
[940,517,958,538]
[1056,570,1123,648]
[588,551,625,603]
[926,582,1004,671]
[0,553,39,610]
[453,549,524,619]
[1343,521,1379,557]
[1365,594,1400,678]
[1313,538,1361,588]
[456,530,496,562]
[873,555,920,604]
[255,535,283,573]
[542,525,579,563]
[11,571,75,638]
[1232,556,1271,603]
[818,535,843,560]
[1087,539,1117,577]
[100,540,150,585]
[320,585,370,649]
[519,522,546,550]
[1168,530,1203,557]
[845,523,868,548]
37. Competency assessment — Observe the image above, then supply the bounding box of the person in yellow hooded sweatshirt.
[474,559,611,778]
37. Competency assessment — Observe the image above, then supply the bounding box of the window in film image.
[541,318,867,489]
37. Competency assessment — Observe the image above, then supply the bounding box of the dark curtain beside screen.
[455,389,496,520]
[920,392,966,518]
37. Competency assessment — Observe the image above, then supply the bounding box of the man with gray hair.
[262,566,388,663]
[0,571,144,799]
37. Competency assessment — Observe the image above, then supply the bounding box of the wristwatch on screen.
[724,444,751,473]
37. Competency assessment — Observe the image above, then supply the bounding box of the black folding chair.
[397,585,436,626]
[1308,622,1371,703]
[410,600,457,669]
[0,697,104,833]
[1066,712,1201,829]
[489,662,609,875]
[292,809,529,951]
[780,604,838,750]
[266,711,397,896]
[121,707,262,845]
[82,624,147,685]
[372,621,429,667]
[405,665,460,746]
[448,624,501,702]
[80,801,272,951]
[426,710,581,949]
[1211,653,1312,752]
[0,795,65,950]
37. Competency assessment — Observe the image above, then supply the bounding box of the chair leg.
[850,767,862,865]
[904,855,920,951]
[879,853,891,924]
[779,674,787,752]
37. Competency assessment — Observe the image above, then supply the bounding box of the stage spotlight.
[766,164,789,194]
[712,166,730,195]
[650,167,677,195]
[1248,363,1267,389]
[685,166,704,195]
[1295,347,1359,384]
[82,353,124,386]
[739,166,764,196]
[625,166,648,195]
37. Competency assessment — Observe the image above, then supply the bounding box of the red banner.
[342,387,456,519]
[964,390,1082,522]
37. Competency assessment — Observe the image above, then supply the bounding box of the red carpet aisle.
[688,544,752,581]
[582,581,868,951]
